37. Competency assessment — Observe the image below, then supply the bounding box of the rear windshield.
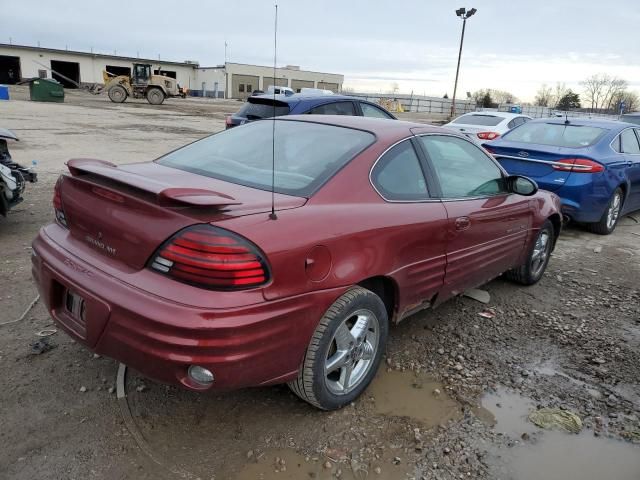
[452,114,503,126]
[503,122,607,148]
[236,99,290,120]
[157,120,375,197]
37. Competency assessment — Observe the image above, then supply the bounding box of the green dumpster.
[29,78,65,103]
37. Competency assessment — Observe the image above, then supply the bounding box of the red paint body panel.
[32,116,561,391]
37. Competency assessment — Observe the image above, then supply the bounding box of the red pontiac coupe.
[32,116,561,410]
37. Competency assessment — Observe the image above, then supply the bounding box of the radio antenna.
[269,2,278,221]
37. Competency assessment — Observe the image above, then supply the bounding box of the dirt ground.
[1,86,639,480]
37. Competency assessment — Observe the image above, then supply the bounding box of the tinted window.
[371,140,428,200]
[452,114,503,126]
[620,129,640,154]
[158,120,375,197]
[507,119,518,129]
[308,101,356,115]
[361,102,394,119]
[237,100,290,119]
[503,122,607,148]
[419,135,506,198]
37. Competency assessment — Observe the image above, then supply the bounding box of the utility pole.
[451,7,477,118]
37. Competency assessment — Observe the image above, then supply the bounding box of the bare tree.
[534,84,553,107]
[611,90,640,113]
[581,74,627,112]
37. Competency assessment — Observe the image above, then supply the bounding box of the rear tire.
[288,287,388,410]
[586,187,623,235]
[146,87,165,105]
[107,85,127,103]
[506,220,554,285]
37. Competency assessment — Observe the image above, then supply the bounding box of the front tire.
[506,220,554,285]
[288,287,388,410]
[146,87,165,105]
[586,187,623,235]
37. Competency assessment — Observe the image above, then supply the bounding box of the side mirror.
[508,175,538,196]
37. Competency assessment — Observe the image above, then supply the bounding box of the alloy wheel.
[324,309,380,395]
[531,230,551,278]
[606,192,622,231]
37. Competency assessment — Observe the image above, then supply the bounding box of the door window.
[360,102,395,119]
[371,140,428,201]
[238,84,245,93]
[308,101,355,115]
[620,129,640,154]
[418,135,507,198]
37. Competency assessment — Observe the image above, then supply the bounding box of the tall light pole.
[451,7,477,118]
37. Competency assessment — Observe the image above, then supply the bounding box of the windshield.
[502,122,607,148]
[236,100,290,119]
[157,120,375,196]
[452,114,503,126]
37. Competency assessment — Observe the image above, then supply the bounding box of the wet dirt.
[483,388,640,480]
[368,369,462,427]
[235,447,412,480]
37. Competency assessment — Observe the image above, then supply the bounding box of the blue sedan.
[483,119,640,234]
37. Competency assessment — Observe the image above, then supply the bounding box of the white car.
[443,112,532,143]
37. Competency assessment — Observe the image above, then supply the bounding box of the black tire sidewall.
[311,290,388,410]
[599,188,623,234]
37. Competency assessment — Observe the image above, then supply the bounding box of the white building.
[0,44,344,99]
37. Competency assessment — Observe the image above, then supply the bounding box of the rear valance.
[66,158,240,207]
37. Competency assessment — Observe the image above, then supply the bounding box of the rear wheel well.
[548,213,562,245]
[357,276,397,322]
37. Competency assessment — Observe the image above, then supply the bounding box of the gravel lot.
[1,87,639,480]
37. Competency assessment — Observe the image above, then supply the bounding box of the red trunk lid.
[59,159,306,270]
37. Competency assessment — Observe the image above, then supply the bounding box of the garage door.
[317,82,339,93]
[263,76,288,91]
[50,60,80,88]
[0,55,21,84]
[291,79,314,93]
[231,74,260,99]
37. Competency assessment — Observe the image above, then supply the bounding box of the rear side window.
[157,120,375,197]
[308,101,356,116]
[360,102,395,119]
[237,100,290,120]
[371,140,428,201]
[620,129,640,154]
[452,114,503,126]
[503,123,607,148]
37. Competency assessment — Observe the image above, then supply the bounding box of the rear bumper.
[554,174,612,223]
[31,226,345,391]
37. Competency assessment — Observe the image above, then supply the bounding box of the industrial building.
[0,43,344,99]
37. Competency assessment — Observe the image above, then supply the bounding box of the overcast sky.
[2,0,639,101]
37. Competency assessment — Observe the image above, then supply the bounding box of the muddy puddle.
[235,448,411,480]
[482,387,640,480]
[367,369,462,426]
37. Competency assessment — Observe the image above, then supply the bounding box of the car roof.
[276,114,444,138]
[529,117,635,129]
[252,93,360,104]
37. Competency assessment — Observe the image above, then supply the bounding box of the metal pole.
[451,17,466,118]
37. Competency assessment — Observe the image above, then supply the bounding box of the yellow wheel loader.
[103,63,187,105]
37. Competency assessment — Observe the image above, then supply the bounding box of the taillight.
[148,225,270,290]
[477,132,501,140]
[552,158,604,173]
[53,175,68,227]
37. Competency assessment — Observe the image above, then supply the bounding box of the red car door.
[369,138,449,316]
[416,134,532,302]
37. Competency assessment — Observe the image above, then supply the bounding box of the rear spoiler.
[66,158,241,207]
